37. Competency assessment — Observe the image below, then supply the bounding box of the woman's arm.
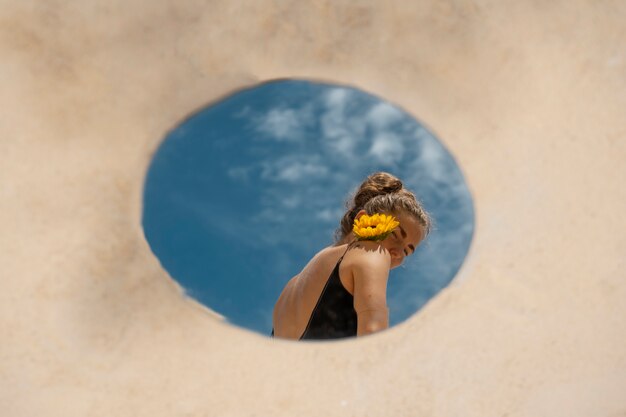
[347,242,391,336]
[356,307,389,336]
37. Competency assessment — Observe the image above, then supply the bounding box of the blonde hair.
[335,172,431,243]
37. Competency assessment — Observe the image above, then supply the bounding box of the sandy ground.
[1,1,625,416]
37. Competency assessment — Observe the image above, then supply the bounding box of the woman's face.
[356,210,425,269]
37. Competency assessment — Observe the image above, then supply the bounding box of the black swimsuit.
[271,243,358,340]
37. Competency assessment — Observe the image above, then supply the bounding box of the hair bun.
[335,171,430,243]
[353,172,403,207]
[369,172,403,193]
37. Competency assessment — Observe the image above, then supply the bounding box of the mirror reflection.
[142,79,474,340]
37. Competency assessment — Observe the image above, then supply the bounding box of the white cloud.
[260,156,329,183]
[413,125,436,145]
[233,105,252,119]
[315,208,343,222]
[318,90,409,165]
[366,102,404,129]
[280,195,301,209]
[402,126,451,183]
[416,137,448,180]
[276,162,328,182]
[325,88,351,109]
[254,105,314,141]
[319,88,365,158]
[320,124,355,156]
[227,166,251,182]
[368,132,405,165]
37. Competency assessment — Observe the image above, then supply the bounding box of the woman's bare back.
[272,243,355,340]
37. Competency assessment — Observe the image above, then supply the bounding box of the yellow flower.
[352,213,400,242]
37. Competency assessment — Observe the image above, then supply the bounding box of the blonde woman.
[271,172,431,340]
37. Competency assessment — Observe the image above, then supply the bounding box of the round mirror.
[142,79,474,338]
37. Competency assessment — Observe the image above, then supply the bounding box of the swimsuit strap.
[337,240,357,264]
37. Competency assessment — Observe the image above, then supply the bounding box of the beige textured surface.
[1,1,625,416]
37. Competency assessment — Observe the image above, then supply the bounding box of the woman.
[271,172,432,340]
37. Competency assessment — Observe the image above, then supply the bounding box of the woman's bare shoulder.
[296,245,338,276]
[343,241,391,267]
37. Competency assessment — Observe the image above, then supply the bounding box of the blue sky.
[142,79,474,337]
